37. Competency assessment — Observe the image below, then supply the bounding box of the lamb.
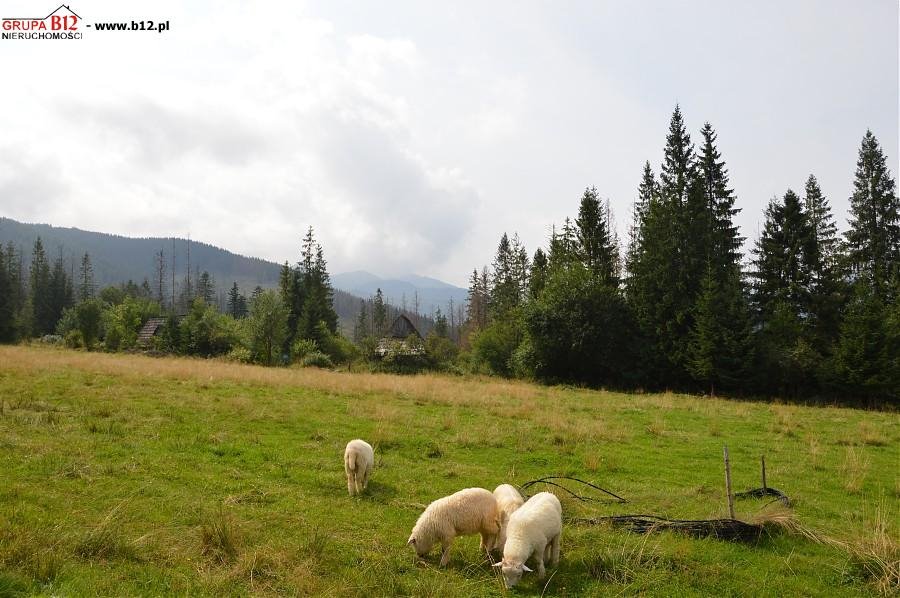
[492,484,525,551]
[407,487,501,567]
[494,492,562,588]
[343,439,374,496]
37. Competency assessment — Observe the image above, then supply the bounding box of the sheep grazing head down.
[494,560,532,588]
[407,534,432,558]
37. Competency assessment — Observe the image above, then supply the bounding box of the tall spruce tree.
[509,233,531,302]
[844,130,900,300]
[5,243,24,333]
[627,106,702,384]
[804,174,842,344]
[751,190,820,396]
[354,299,370,343]
[227,282,248,318]
[78,252,95,301]
[0,245,13,342]
[575,186,619,283]
[196,271,215,304]
[751,190,813,318]
[698,123,743,267]
[279,261,302,348]
[626,162,657,279]
[372,288,387,337]
[548,219,578,269]
[48,251,73,332]
[529,248,549,298]
[29,237,52,335]
[490,233,519,319]
[687,122,752,390]
[466,268,489,329]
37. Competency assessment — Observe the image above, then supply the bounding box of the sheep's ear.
[492,562,503,568]
[522,564,533,572]
[407,537,416,546]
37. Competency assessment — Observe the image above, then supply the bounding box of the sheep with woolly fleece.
[492,484,524,551]
[343,439,374,496]
[407,487,501,567]
[494,491,561,587]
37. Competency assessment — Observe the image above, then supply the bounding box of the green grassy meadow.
[0,345,897,596]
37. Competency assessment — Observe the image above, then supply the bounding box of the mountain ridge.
[0,217,466,328]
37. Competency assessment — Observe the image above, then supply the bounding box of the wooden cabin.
[376,314,424,357]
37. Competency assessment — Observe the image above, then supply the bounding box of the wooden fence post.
[761,455,767,491]
[724,445,735,520]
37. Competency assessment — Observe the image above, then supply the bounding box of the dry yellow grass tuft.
[840,446,871,494]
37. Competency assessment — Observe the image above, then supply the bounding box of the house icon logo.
[2,4,82,40]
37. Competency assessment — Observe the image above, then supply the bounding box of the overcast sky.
[1,0,896,286]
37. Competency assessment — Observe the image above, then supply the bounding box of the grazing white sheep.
[492,484,525,551]
[494,492,562,587]
[407,487,501,567]
[343,439,374,496]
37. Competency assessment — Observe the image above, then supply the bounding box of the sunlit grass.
[0,344,896,596]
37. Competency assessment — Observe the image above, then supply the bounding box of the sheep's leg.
[543,542,551,563]
[346,474,355,496]
[439,542,452,567]
[362,467,370,490]
[532,547,546,579]
[550,533,560,565]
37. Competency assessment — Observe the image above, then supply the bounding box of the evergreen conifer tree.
[227,282,248,318]
[0,245,13,342]
[29,237,52,335]
[78,252,95,301]
[575,186,619,283]
[626,161,657,279]
[372,288,387,337]
[490,233,519,319]
[48,252,72,332]
[529,248,549,298]
[751,190,813,318]
[354,299,370,343]
[844,130,899,300]
[804,174,842,344]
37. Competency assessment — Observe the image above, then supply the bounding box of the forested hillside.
[0,218,368,327]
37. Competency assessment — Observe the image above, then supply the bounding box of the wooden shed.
[136,317,167,348]
[376,314,424,357]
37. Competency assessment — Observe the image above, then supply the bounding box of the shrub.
[301,351,334,369]
[75,299,106,350]
[470,317,522,376]
[179,298,238,357]
[64,330,84,349]
[104,297,160,351]
[226,346,253,364]
[291,338,318,362]
[310,321,358,364]
[246,291,289,365]
[425,334,458,368]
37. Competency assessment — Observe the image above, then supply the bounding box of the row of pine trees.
[0,238,243,342]
[0,240,100,341]
[466,107,898,402]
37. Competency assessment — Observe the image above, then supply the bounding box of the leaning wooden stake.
[724,445,735,520]
[761,455,767,491]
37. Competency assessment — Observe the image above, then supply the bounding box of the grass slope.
[0,346,897,596]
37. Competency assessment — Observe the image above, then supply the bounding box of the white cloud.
[0,0,895,286]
